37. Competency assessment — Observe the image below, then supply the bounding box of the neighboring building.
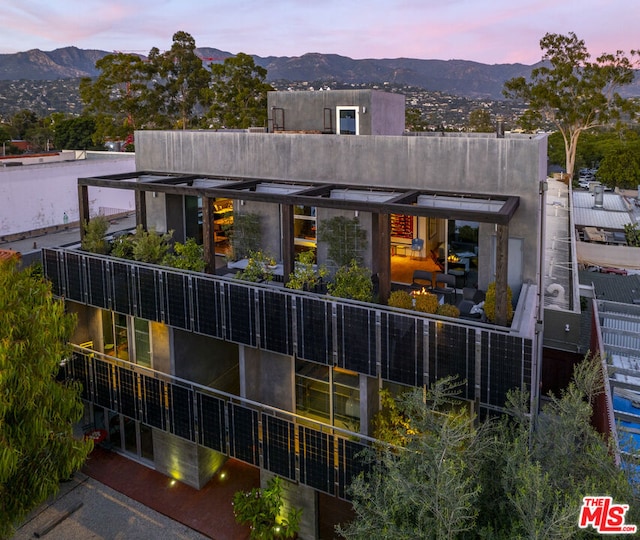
[0,151,135,240]
[43,91,548,537]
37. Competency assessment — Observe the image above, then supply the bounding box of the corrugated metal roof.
[573,192,636,230]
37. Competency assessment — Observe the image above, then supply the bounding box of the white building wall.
[0,155,136,236]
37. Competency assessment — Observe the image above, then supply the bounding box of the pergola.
[78,171,520,326]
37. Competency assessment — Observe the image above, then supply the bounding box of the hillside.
[0,45,542,100]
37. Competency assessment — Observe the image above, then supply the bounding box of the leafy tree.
[596,144,640,189]
[53,116,101,150]
[0,260,93,538]
[150,31,210,129]
[624,222,640,247]
[504,32,639,179]
[339,379,486,540]
[80,52,152,141]
[468,108,493,132]
[9,109,38,140]
[206,53,273,129]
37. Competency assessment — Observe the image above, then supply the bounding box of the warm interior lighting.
[170,479,177,487]
[447,254,460,263]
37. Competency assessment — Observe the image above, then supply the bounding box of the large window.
[295,359,360,431]
[102,311,151,366]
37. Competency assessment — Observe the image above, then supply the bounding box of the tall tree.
[0,260,92,538]
[53,116,101,150]
[150,31,211,129]
[504,32,639,179]
[597,144,640,189]
[206,53,273,129]
[468,108,494,132]
[80,52,152,141]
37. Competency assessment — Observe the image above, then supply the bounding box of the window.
[293,205,316,252]
[295,359,360,431]
[102,311,151,366]
[337,107,359,135]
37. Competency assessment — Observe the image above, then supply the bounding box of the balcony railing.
[65,346,370,500]
[44,247,534,413]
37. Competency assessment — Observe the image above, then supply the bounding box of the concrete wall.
[242,347,295,412]
[267,90,405,135]
[173,329,239,389]
[153,429,226,489]
[135,130,546,286]
[0,155,135,236]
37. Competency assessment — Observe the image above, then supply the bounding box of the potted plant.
[236,250,276,282]
[232,476,302,539]
[328,260,373,302]
[285,250,328,292]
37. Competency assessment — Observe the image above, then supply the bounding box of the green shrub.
[328,260,373,302]
[233,476,302,539]
[163,238,206,272]
[413,292,439,314]
[285,250,328,291]
[484,282,513,324]
[388,290,414,310]
[236,250,276,282]
[436,303,460,318]
[81,216,110,254]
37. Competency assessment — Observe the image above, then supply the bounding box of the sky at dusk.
[1,0,638,65]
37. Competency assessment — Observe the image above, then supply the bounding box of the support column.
[202,197,215,274]
[495,224,509,327]
[78,185,90,241]
[281,204,294,283]
[371,213,391,302]
[135,189,147,229]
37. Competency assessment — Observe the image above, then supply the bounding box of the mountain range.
[0,46,539,100]
[1,46,639,102]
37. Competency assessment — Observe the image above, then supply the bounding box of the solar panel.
[380,313,424,387]
[298,426,334,494]
[87,257,108,308]
[228,403,259,465]
[337,437,369,500]
[117,367,138,419]
[164,271,191,330]
[93,358,113,409]
[225,284,256,346]
[296,297,332,365]
[169,383,194,441]
[142,375,165,430]
[197,393,226,452]
[193,277,223,338]
[110,261,132,314]
[136,267,159,321]
[337,305,376,375]
[262,414,296,480]
[259,290,293,355]
[64,252,84,302]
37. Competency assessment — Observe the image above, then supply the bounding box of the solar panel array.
[66,351,367,500]
[45,247,533,412]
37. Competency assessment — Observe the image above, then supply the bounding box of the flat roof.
[78,171,521,225]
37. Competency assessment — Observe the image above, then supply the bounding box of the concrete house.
[43,91,549,537]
